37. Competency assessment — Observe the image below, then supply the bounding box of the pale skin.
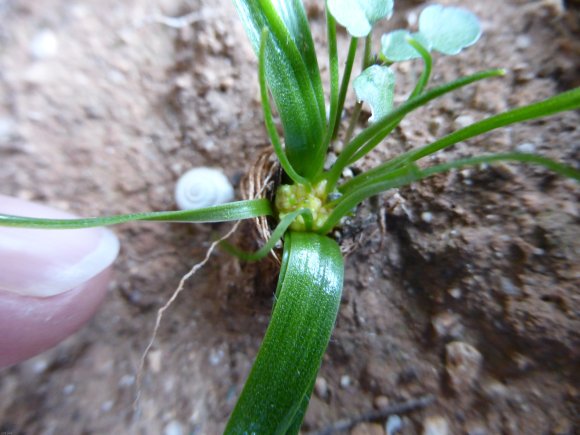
[0,195,119,368]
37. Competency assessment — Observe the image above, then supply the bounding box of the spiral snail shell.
[174,167,234,210]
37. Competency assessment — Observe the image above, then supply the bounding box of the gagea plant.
[1,0,579,432]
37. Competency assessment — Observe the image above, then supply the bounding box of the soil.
[0,0,578,434]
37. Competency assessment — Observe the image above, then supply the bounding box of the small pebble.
[515,35,532,49]
[148,349,163,373]
[63,384,76,395]
[325,152,338,170]
[29,29,59,59]
[421,211,433,223]
[374,395,390,409]
[0,117,17,141]
[100,400,114,413]
[342,168,354,179]
[340,374,352,388]
[27,357,49,375]
[428,117,444,136]
[453,115,474,130]
[118,374,135,387]
[351,422,385,435]
[208,347,225,366]
[465,422,487,435]
[515,142,536,153]
[448,288,462,299]
[445,341,483,393]
[314,376,329,400]
[432,312,464,340]
[482,379,510,400]
[499,276,521,297]
[423,416,449,435]
[163,420,184,435]
[386,415,403,435]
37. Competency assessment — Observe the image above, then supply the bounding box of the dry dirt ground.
[0,0,579,434]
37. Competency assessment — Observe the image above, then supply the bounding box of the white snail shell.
[174,167,235,210]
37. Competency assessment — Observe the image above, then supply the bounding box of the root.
[133,221,241,412]
[133,153,277,413]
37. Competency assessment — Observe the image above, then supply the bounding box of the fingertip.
[0,267,113,368]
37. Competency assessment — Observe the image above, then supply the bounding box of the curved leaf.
[225,232,344,433]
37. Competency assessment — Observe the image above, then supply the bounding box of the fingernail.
[0,195,120,297]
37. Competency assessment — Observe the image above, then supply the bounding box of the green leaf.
[404,86,580,164]
[340,86,580,195]
[271,0,325,115]
[419,4,481,55]
[326,68,506,189]
[225,232,344,433]
[321,152,579,234]
[353,65,396,122]
[234,0,326,179]
[258,28,309,186]
[328,0,394,37]
[0,199,272,229]
[381,30,432,62]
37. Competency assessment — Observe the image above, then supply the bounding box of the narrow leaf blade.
[0,199,272,229]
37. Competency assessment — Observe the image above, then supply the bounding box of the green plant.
[1,0,579,432]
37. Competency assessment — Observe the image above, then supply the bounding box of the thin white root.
[133,159,276,413]
[133,221,241,412]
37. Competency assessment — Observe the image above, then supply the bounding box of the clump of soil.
[0,0,578,434]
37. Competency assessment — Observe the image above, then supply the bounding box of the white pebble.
[386,415,403,435]
[515,142,536,153]
[341,168,354,179]
[100,400,114,412]
[163,420,184,435]
[118,374,135,387]
[63,384,76,395]
[499,276,521,297]
[208,347,225,366]
[314,376,329,399]
[0,117,17,141]
[515,35,532,49]
[448,288,462,299]
[324,152,338,170]
[339,374,351,388]
[423,416,449,435]
[30,29,59,59]
[453,115,474,130]
[421,211,433,223]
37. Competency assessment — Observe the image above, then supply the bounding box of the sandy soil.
[0,0,578,434]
